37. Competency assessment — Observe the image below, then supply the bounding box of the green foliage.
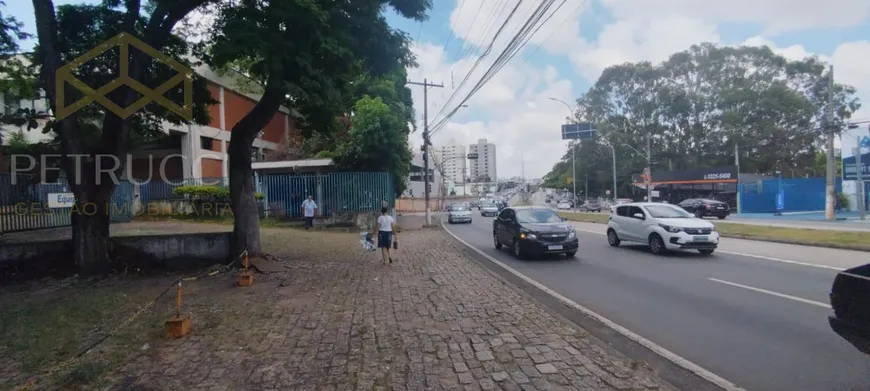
[543,43,862,196]
[837,193,850,210]
[39,4,217,148]
[331,96,413,197]
[202,0,430,137]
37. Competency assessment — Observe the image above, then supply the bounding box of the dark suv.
[677,198,730,219]
[830,263,870,355]
[492,206,578,259]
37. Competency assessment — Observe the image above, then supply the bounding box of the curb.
[560,216,870,253]
[439,218,745,391]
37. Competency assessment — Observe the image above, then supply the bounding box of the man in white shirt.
[301,195,317,230]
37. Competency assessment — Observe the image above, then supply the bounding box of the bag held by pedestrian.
[393,239,398,250]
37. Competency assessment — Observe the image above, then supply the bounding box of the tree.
[29,0,214,271]
[543,43,862,197]
[203,0,430,256]
[331,95,413,197]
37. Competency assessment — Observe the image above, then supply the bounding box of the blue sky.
[7,0,870,178]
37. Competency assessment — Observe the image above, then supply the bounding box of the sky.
[387,0,870,179]
[7,0,870,179]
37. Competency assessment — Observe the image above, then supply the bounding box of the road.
[444,192,870,391]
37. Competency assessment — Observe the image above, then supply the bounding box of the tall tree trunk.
[68,168,115,273]
[229,134,261,257]
[227,75,286,257]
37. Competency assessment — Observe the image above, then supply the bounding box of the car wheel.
[493,232,502,249]
[468,219,472,224]
[698,249,715,255]
[565,251,576,258]
[717,216,726,220]
[512,239,525,259]
[607,229,621,247]
[649,233,666,255]
[694,210,704,218]
[448,218,453,224]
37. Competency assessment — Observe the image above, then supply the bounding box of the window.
[645,205,691,218]
[616,206,630,217]
[515,209,561,223]
[200,136,215,150]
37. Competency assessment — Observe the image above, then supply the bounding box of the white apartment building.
[437,141,467,184]
[468,138,496,182]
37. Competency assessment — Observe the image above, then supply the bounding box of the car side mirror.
[632,213,645,219]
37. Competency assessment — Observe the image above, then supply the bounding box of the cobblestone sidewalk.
[110,227,674,391]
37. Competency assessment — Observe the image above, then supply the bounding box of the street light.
[549,97,579,209]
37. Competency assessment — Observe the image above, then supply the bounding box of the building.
[127,64,296,181]
[468,138,496,182]
[404,150,440,198]
[436,140,467,184]
[0,53,295,179]
[840,125,870,212]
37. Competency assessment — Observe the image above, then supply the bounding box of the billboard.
[843,152,870,181]
[560,123,597,140]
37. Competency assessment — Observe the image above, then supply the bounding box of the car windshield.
[449,205,468,211]
[645,205,692,218]
[515,209,562,223]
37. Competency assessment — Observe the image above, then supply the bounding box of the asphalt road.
[444,196,870,391]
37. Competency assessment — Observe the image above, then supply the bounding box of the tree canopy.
[542,43,861,196]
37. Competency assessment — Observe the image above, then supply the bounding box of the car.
[556,201,572,210]
[606,202,719,255]
[578,202,601,212]
[492,206,578,259]
[446,203,472,224]
[678,198,731,219]
[829,263,870,355]
[480,202,499,216]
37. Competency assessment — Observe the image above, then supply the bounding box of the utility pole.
[824,65,836,221]
[408,79,444,226]
[572,142,577,209]
[857,135,865,220]
[646,133,652,201]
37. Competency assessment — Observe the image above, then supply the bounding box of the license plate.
[716,206,724,209]
[693,236,709,242]
[548,245,563,250]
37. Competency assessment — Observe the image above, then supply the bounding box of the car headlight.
[658,224,684,233]
[568,231,576,239]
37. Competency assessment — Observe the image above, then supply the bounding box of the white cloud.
[600,0,870,34]
[411,0,870,179]
[407,42,575,179]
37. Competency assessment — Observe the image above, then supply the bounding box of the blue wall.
[738,177,842,213]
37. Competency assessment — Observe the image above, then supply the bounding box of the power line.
[437,0,468,65]
[429,0,529,127]
[430,0,560,135]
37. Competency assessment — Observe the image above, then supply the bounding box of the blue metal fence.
[259,172,394,218]
[0,173,134,234]
[738,177,842,213]
[139,177,227,205]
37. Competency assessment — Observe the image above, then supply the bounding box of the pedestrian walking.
[301,195,317,230]
[373,206,396,265]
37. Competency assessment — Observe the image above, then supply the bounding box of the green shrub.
[172,185,264,216]
[837,192,850,210]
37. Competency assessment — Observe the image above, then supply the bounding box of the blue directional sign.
[861,136,870,148]
[843,152,870,181]
[561,123,598,140]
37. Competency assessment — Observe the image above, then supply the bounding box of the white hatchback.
[606,202,719,255]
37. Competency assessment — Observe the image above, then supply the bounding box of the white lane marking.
[708,278,831,309]
[572,228,847,271]
[441,219,746,391]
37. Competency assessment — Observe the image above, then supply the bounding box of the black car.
[677,198,730,219]
[578,202,601,212]
[492,206,578,259]
[830,263,870,355]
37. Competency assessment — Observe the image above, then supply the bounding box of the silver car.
[447,204,472,224]
[480,203,499,217]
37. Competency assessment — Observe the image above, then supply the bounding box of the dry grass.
[557,211,870,250]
